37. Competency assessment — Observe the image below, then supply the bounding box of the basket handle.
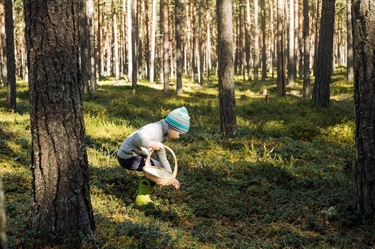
[145,145,178,181]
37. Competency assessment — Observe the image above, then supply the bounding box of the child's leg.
[117,156,162,171]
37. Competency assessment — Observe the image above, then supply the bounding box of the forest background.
[1,0,374,248]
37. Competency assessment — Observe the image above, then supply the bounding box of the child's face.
[167,129,181,139]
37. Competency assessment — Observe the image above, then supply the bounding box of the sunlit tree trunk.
[143,0,150,79]
[261,0,267,81]
[131,0,137,87]
[312,0,335,107]
[96,0,102,79]
[150,0,157,83]
[127,0,132,83]
[5,0,15,111]
[162,0,170,95]
[269,0,275,78]
[87,0,96,92]
[353,0,375,219]
[346,0,354,82]
[253,0,259,82]
[112,0,119,80]
[80,0,95,96]
[190,1,196,83]
[104,8,112,77]
[217,0,237,138]
[24,0,95,246]
[205,0,212,83]
[245,0,252,80]
[302,0,310,99]
[175,0,183,95]
[297,0,303,79]
[288,0,295,86]
[198,0,203,85]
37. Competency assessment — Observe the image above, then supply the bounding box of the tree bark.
[276,0,286,96]
[24,0,95,246]
[0,1,6,87]
[302,0,310,99]
[288,0,295,86]
[217,0,237,138]
[353,0,375,219]
[312,0,335,107]
[0,178,6,249]
[253,0,259,82]
[163,0,170,95]
[346,0,354,82]
[245,0,252,80]
[175,0,183,95]
[150,0,157,83]
[131,0,137,88]
[87,0,96,93]
[261,0,267,81]
[5,0,15,111]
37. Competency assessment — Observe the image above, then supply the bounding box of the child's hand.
[150,142,164,151]
[172,179,180,189]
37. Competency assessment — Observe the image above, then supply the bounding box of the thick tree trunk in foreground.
[24,0,95,246]
[217,0,237,138]
[353,0,375,219]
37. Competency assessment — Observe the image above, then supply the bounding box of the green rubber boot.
[135,177,155,206]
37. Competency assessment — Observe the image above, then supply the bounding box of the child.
[117,106,190,206]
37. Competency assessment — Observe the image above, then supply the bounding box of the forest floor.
[1,70,374,248]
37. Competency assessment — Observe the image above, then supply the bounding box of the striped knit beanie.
[165,107,190,134]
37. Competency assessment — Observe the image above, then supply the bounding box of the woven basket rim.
[142,145,177,186]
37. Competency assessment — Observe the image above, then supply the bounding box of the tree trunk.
[205,0,212,83]
[80,0,89,93]
[24,0,95,246]
[253,0,259,82]
[163,0,170,95]
[150,0,157,83]
[261,0,267,81]
[276,0,286,96]
[302,0,310,99]
[5,0,15,111]
[87,0,96,93]
[312,0,335,107]
[353,0,375,219]
[0,1,6,87]
[190,1,196,83]
[113,0,120,80]
[217,0,237,138]
[0,178,6,249]
[198,1,203,85]
[245,0,252,81]
[288,0,295,86]
[127,0,133,83]
[346,0,354,82]
[269,0,275,78]
[131,0,137,88]
[175,0,183,95]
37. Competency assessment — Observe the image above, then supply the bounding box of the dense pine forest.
[1,0,375,248]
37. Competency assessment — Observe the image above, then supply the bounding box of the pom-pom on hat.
[165,107,190,134]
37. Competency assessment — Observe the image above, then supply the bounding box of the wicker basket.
[142,145,178,186]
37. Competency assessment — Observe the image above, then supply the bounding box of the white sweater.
[117,119,172,172]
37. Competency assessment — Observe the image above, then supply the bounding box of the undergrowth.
[1,71,374,248]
